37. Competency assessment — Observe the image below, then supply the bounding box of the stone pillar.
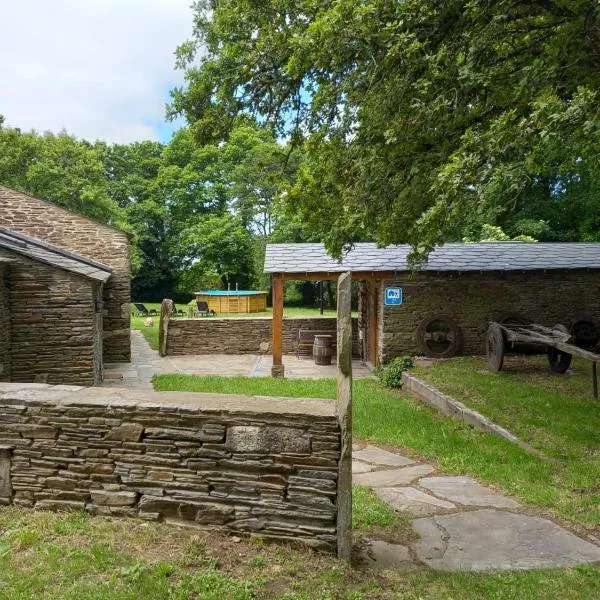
[336,271,352,560]
[159,299,173,357]
[0,446,12,505]
[271,275,285,377]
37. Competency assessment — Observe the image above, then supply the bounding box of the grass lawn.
[131,302,355,351]
[1,507,598,599]
[154,374,600,538]
[412,355,600,530]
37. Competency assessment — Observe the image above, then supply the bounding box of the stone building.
[0,227,112,385]
[0,186,131,362]
[264,242,600,368]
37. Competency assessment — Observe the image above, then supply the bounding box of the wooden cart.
[487,321,600,398]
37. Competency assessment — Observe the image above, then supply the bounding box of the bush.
[379,356,414,388]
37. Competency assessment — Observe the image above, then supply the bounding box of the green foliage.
[379,356,414,388]
[172,0,600,257]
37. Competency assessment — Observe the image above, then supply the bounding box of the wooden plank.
[271,276,284,377]
[336,271,353,561]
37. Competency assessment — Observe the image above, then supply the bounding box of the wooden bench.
[297,329,336,358]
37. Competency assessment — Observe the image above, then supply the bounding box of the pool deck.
[103,331,374,389]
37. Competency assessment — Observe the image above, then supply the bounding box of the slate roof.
[264,242,600,274]
[0,226,112,282]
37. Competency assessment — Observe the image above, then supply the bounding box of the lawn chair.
[133,303,157,316]
[195,300,210,317]
[171,304,186,317]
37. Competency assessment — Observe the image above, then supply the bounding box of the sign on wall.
[385,287,403,306]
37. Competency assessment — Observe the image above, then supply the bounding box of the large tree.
[171,0,600,256]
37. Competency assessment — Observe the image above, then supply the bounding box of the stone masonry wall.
[0,250,99,386]
[0,187,131,362]
[0,263,10,381]
[0,383,341,551]
[166,317,361,357]
[380,270,600,362]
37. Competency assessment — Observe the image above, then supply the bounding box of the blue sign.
[385,287,403,306]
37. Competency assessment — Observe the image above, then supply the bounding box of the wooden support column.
[271,275,285,378]
[336,271,352,561]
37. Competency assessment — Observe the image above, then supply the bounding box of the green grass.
[153,373,599,534]
[0,507,598,599]
[352,486,415,542]
[413,355,600,529]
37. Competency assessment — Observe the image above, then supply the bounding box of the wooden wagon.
[487,321,600,398]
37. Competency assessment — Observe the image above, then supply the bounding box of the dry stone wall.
[380,270,600,361]
[0,264,10,381]
[0,250,100,386]
[0,383,341,550]
[0,187,131,362]
[166,317,361,357]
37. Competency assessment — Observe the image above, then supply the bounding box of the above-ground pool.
[195,290,268,314]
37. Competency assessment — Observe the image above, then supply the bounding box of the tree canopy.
[171,0,600,257]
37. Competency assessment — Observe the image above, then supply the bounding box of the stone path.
[354,442,600,572]
[103,331,372,388]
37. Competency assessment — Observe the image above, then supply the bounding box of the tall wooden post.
[336,271,352,560]
[271,275,285,377]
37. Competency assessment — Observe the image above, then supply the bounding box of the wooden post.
[593,362,598,399]
[271,275,285,377]
[158,298,173,357]
[336,271,352,561]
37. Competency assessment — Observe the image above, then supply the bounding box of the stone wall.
[380,270,600,361]
[0,187,131,362]
[0,263,10,381]
[0,250,100,386]
[165,317,361,357]
[0,382,341,551]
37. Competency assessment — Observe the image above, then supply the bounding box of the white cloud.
[0,0,193,143]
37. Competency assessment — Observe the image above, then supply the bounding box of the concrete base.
[271,364,285,378]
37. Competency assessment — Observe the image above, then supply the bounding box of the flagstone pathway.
[353,442,600,572]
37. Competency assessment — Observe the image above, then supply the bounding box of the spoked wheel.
[547,324,573,374]
[487,323,506,372]
[417,314,462,358]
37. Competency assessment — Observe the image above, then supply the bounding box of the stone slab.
[363,540,416,570]
[353,445,414,467]
[375,487,456,516]
[352,460,374,474]
[419,476,520,509]
[353,464,434,487]
[411,509,600,571]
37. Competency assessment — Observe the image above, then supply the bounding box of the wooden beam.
[271,275,284,377]
[336,271,353,561]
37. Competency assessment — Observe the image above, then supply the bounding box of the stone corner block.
[226,425,310,454]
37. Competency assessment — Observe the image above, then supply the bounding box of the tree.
[0,124,121,225]
[179,212,255,291]
[171,0,600,257]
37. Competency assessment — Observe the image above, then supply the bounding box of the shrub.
[379,356,414,388]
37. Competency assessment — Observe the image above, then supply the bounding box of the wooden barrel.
[313,335,333,365]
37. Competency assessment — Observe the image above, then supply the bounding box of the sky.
[0,0,194,144]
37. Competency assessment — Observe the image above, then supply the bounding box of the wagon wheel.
[570,317,600,351]
[487,323,506,372]
[547,324,573,374]
[417,314,462,358]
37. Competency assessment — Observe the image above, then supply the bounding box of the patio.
[103,331,373,389]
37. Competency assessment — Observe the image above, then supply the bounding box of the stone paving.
[354,442,600,572]
[103,331,372,388]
